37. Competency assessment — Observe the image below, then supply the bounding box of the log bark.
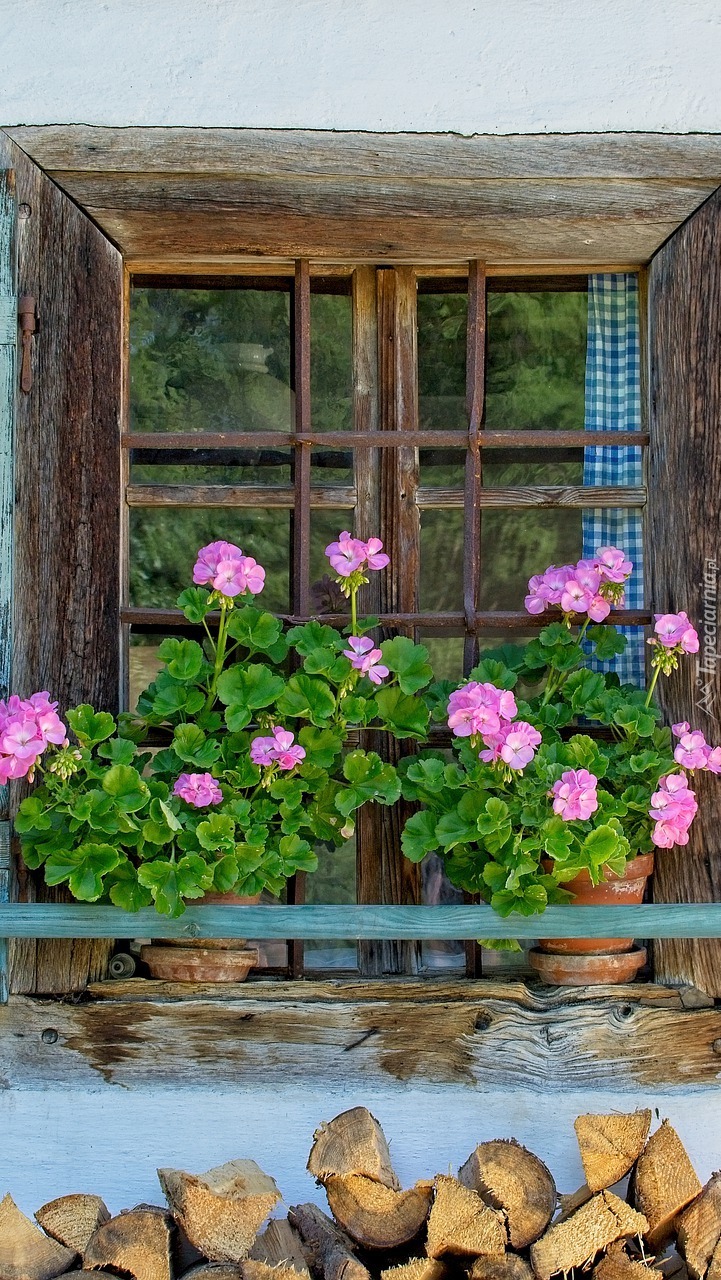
[459,1140,556,1247]
[250,1220,311,1277]
[677,1174,721,1279]
[530,1191,648,1280]
[83,1208,172,1280]
[634,1123,702,1250]
[308,1109,400,1190]
[381,1260,450,1280]
[158,1160,280,1263]
[574,1112,652,1192]
[469,1256,534,1280]
[34,1195,110,1256]
[288,1203,371,1280]
[0,1195,76,1280]
[707,1237,721,1280]
[324,1176,432,1251]
[425,1177,507,1261]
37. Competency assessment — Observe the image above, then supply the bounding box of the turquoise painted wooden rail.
[1,902,721,940]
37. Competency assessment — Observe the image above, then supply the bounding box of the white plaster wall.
[1,0,721,134]
[3,1085,721,1218]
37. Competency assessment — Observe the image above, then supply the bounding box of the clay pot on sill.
[140,891,261,983]
[528,853,654,987]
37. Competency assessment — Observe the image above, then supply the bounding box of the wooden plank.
[122,606,652,629]
[72,207,685,267]
[124,429,650,449]
[648,185,721,998]
[0,902,720,939]
[0,134,122,995]
[2,981,720,1092]
[10,126,721,181]
[125,484,355,508]
[417,485,646,509]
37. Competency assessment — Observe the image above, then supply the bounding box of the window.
[123,262,646,977]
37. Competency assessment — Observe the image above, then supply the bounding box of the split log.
[289,1202,371,1280]
[574,1112,652,1193]
[250,1220,311,1277]
[556,1185,594,1223]
[677,1174,721,1279]
[158,1160,281,1263]
[182,1267,242,1280]
[469,1256,534,1280]
[530,1190,648,1280]
[634,1122,702,1250]
[593,1243,658,1280]
[381,1260,450,1280]
[425,1176,506,1261]
[35,1195,110,1256]
[0,1194,76,1280]
[325,1176,433,1251]
[308,1109,400,1190]
[242,1261,309,1280]
[459,1140,556,1247]
[83,1208,172,1280]
[708,1237,721,1280]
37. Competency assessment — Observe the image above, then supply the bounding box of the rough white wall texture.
[1,0,720,133]
[2,1085,720,1217]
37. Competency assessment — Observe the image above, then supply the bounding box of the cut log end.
[425,1176,507,1262]
[158,1160,281,1263]
[35,1194,110,1256]
[308,1108,401,1191]
[0,1194,77,1280]
[530,1190,649,1280]
[677,1172,721,1280]
[84,1208,172,1280]
[381,1259,451,1280]
[635,1122,703,1251]
[469,1255,535,1280]
[575,1111,653,1193]
[325,1175,433,1251]
[241,1259,310,1280]
[459,1139,556,1248]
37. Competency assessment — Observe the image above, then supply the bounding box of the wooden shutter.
[648,186,721,996]
[0,133,123,994]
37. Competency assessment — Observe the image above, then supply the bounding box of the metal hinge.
[18,295,36,393]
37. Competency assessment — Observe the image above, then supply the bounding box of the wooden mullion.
[352,267,383,977]
[463,260,486,674]
[287,258,312,978]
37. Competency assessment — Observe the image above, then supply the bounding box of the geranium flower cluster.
[250,726,306,771]
[325,532,389,579]
[173,772,223,807]
[447,682,542,771]
[0,693,67,784]
[551,768,599,821]
[525,546,633,621]
[648,612,700,678]
[649,773,698,848]
[343,636,389,685]
[672,722,721,773]
[193,541,265,599]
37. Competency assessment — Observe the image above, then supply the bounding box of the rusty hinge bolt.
[18,295,36,394]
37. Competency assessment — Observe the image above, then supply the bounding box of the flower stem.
[351,586,358,635]
[207,598,230,705]
[645,662,661,709]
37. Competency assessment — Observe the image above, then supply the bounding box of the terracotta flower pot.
[528,853,654,986]
[140,891,261,983]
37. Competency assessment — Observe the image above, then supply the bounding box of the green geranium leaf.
[380,636,433,694]
[158,637,205,683]
[614,704,657,739]
[213,854,240,893]
[339,695,373,724]
[403,757,447,795]
[172,723,222,769]
[276,674,336,725]
[137,854,214,916]
[15,795,53,834]
[401,810,439,862]
[66,705,115,747]
[582,823,622,867]
[287,620,344,657]
[107,863,153,912]
[298,726,344,769]
[101,765,150,812]
[589,624,628,660]
[279,833,317,874]
[98,737,137,766]
[227,606,289,661]
[45,842,120,901]
[467,658,518,690]
[196,813,236,852]
[374,686,429,740]
[177,586,213,624]
[217,663,285,710]
[436,808,478,852]
[539,622,576,648]
[336,750,401,817]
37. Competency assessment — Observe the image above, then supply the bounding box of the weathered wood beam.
[416,485,645,509]
[1,980,719,1091]
[126,485,356,509]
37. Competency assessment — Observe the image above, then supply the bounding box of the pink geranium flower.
[653,612,700,653]
[325,531,367,577]
[173,772,223,807]
[649,772,697,847]
[250,727,306,771]
[250,735,278,767]
[362,538,390,571]
[499,721,542,771]
[595,546,634,583]
[551,768,599,821]
[447,682,517,740]
[343,636,388,685]
[193,541,243,586]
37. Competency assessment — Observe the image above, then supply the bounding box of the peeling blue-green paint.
[0,170,16,1004]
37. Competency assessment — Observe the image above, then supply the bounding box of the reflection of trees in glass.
[487,291,588,430]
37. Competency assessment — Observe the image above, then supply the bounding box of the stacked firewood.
[2,1107,719,1280]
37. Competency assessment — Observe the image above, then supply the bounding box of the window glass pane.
[130,453,292,486]
[305,836,358,971]
[419,447,465,489]
[129,508,291,612]
[420,634,465,684]
[130,287,292,434]
[417,292,467,430]
[420,509,464,613]
[486,291,587,431]
[480,508,582,610]
[309,511,358,613]
[483,449,583,487]
[311,291,353,432]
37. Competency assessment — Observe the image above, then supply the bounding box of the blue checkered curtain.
[582,274,645,686]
